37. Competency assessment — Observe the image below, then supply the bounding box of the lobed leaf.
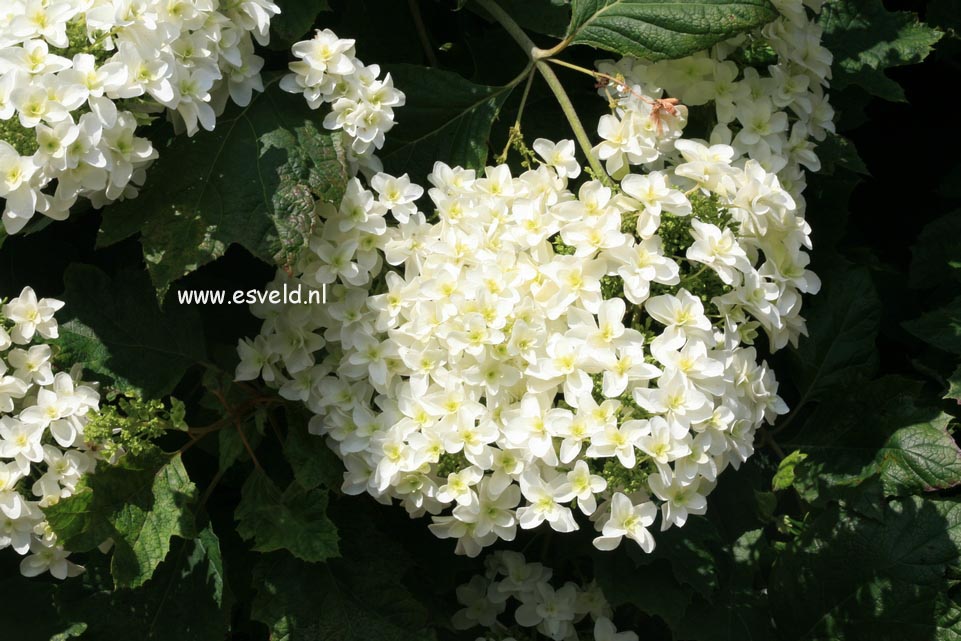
[771,497,961,640]
[820,0,943,102]
[75,528,227,641]
[235,470,339,563]
[252,510,437,641]
[44,452,198,589]
[262,123,349,270]
[787,377,961,500]
[947,366,961,403]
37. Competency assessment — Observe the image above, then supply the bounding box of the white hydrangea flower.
[0,286,102,579]
[0,0,281,233]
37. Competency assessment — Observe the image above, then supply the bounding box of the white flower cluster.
[453,551,637,641]
[0,287,101,579]
[280,28,405,173]
[595,0,833,221]
[241,148,790,557]
[239,3,832,559]
[0,0,280,233]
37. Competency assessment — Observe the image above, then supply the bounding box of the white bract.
[0,0,281,233]
[240,0,830,560]
[453,550,638,641]
[0,286,102,579]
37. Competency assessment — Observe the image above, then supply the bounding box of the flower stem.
[549,58,658,106]
[535,60,608,182]
[497,69,536,163]
[547,57,600,79]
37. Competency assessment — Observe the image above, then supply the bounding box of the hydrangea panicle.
[239,2,831,559]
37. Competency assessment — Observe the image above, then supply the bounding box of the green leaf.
[772,450,808,492]
[169,398,188,430]
[947,365,961,403]
[381,65,513,181]
[269,0,331,49]
[98,84,349,296]
[788,377,961,499]
[566,0,778,61]
[910,211,961,289]
[820,0,942,102]
[770,497,961,640]
[252,501,439,641]
[44,452,198,588]
[56,265,207,398]
[66,526,230,640]
[787,267,880,404]
[880,413,961,495]
[50,624,87,641]
[904,297,961,355]
[235,470,339,562]
[284,408,344,490]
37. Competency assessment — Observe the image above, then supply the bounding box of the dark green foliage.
[3,1,957,640]
[235,470,340,562]
[381,64,514,179]
[56,265,207,398]
[820,0,942,102]
[45,452,198,589]
[786,266,881,403]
